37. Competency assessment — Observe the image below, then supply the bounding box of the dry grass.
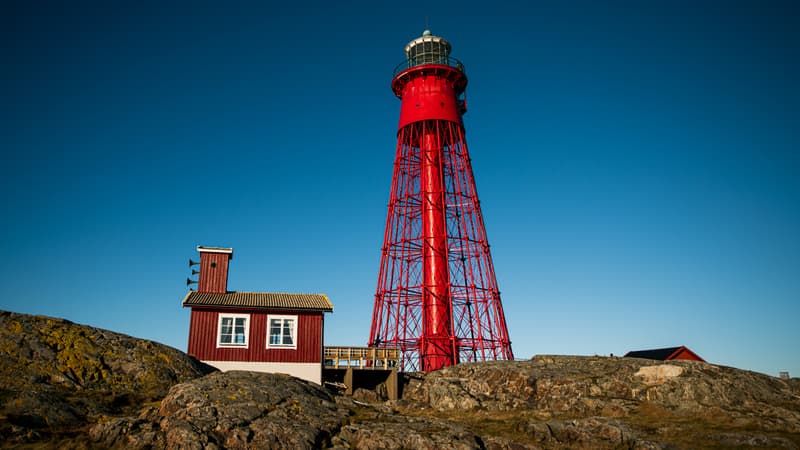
[627,402,800,449]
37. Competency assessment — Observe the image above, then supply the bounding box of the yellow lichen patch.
[289,399,303,414]
[33,323,111,387]
[158,352,172,364]
[0,337,21,357]
[6,320,23,334]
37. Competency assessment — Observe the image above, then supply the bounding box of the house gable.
[665,346,705,362]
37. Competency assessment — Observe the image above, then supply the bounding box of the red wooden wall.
[198,252,231,294]
[187,307,324,363]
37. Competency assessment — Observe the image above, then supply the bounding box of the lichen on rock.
[0,309,214,445]
[92,371,352,449]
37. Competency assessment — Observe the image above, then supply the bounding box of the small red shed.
[624,345,705,362]
[183,246,333,384]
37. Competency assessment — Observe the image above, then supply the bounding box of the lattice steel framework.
[369,30,513,372]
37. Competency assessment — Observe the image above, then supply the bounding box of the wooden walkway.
[323,346,399,370]
[323,346,400,400]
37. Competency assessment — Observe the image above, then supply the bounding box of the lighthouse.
[369,30,513,371]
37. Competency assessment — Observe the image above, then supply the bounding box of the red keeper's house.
[183,246,333,385]
[624,345,705,362]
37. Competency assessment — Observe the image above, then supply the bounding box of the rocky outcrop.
[401,360,537,411]
[0,310,214,444]
[90,371,352,449]
[403,355,800,421]
[90,375,527,450]
[400,355,800,448]
[2,309,799,449]
[332,398,490,450]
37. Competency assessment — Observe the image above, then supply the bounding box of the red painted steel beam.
[420,129,454,371]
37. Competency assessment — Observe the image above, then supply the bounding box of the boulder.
[0,310,214,444]
[402,360,536,411]
[90,371,351,449]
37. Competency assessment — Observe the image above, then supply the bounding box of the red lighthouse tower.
[369,30,513,372]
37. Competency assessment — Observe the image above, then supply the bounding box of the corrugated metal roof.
[182,291,333,312]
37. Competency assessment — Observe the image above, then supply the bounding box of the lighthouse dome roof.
[404,31,452,60]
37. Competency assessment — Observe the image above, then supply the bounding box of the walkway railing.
[324,346,400,370]
[393,56,465,78]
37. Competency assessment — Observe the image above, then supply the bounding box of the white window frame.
[266,314,298,349]
[216,313,250,348]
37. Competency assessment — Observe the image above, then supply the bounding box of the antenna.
[422,16,432,37]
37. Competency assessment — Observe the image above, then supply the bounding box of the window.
[217,313,249,348]
[267,315,297,348]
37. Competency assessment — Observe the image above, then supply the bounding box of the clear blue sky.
[2,1,798,377]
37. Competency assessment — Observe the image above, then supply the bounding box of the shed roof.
[182,291,333,312]
[624,345,704,362]
[624,347,683,360]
